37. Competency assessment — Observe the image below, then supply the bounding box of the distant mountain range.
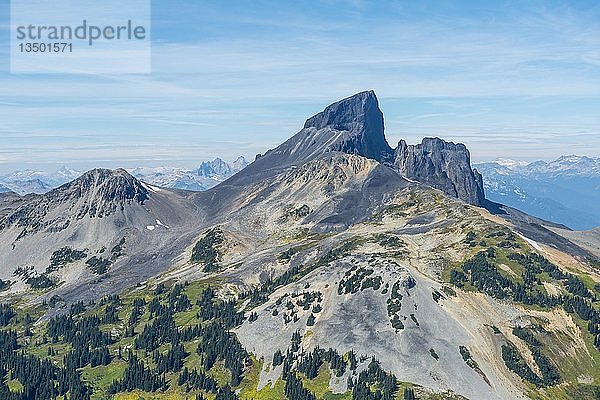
[0,166,78,194]
[2,152,597,233]
[474,155,600,230]
[130,156,248,191]
[0,157,249,195]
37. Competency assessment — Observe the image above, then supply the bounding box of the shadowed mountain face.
[303,90,393,162]
[59,168,149,207]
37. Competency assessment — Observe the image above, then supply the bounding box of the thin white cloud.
[0,1,599,171]
[412,113,457,120]
[133,118,211,127]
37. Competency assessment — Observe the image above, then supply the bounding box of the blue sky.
[0,0,599,173]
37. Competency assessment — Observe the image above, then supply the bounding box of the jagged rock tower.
[298,91,486,206]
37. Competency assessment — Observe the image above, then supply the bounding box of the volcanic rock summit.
[228,90,486,206]
[61,168,149,206]
[235,91,393,182]
[303,90,393,162]
[394,138,486,206]
[233,91,487,207]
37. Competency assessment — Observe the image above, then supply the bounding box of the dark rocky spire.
[303,90,393,162]
[393,137,485,206]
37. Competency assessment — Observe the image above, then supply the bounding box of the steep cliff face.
[393,138,486,206]
[228,91,394,186]
[302,90,393,162]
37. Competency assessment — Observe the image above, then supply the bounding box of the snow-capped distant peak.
[197,156,248,179]
[493,158,531,169]
[476,154,600,178]
[474,153,600,229]
[554,155,597,164]
[543,155,600,176]
[55,165,81,177]
[130,156,249,192]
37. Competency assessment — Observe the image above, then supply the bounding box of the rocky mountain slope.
[548,226,600,258]
[0,91,598,400]
[0,168,202,298]
[475,156,600,230]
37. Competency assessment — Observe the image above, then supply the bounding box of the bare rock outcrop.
[393,137,486,206]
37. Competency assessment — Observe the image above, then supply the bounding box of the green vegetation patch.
[25,273,56,289]
[190,227,224,272]
[387,280,405,332]
[374,233,406,250]
[0,278,11,291]
[450,248,599,350]
[47,246,87,272]
[242,239,363,309]
[0,303,16,326]
[429,349,439,360]
[338,266,382,295]
[86,256,112,275]
[501,326,560,388]
[278,242,315,262]
[111,237,126,259]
